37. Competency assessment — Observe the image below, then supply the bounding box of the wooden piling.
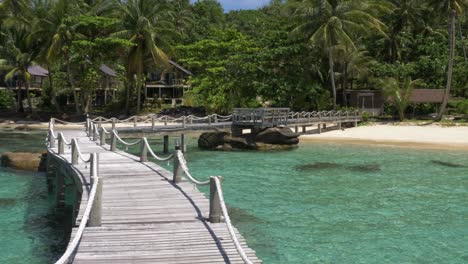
[181,134,186,153]
[209,176,222,223]
[133,116,137,127]
[317,124,322,134]
[294,126,298,134]
[151,116,155,130]
[163,135,169,153]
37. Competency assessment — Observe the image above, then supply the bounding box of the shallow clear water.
[2,131,468,263]
[0,130,64,264]
[147,136,468,264]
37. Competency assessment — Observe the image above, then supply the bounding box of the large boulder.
[255,127,299,145]
[1,152,47,172]
[198,132,230,149]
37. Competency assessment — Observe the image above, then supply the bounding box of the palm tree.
[40,0,83,114]
[381,77,422,121]
[291,0,389,110]
[429,0,468,120]
[1,28,40,113]
[113,0,170,113]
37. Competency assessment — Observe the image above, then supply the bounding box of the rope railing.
[54,153,101,264]
[175,150,210,186]
[213,176,253,264]
[112,130,142,146]
[141,137,174,162]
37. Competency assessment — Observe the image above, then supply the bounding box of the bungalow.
[346,89,446,115]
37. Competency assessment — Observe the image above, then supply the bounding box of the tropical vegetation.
[1,0,468,121]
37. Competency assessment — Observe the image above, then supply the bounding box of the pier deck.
[49,129,261,264]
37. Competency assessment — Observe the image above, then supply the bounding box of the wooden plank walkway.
[50,129,261,264]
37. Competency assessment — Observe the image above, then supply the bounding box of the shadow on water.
[295,162,343,171]
[430,160,467,168]
[229,206,267,225]
[295,162,381,173]
[24,173,67,263]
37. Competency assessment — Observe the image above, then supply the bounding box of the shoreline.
[300,124,468,151]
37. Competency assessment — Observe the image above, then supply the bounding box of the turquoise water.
[2,131,468,263]
[143,136,468,264]
[0,130,64,264]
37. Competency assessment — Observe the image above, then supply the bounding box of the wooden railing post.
[111,118,116,130]
[58,133,65,154]
[133,116,137,127]
[93,125,98,142]
[98,117,102,129]
[140,138,148,162]
[208,115,212,126]
[151,116,155,130]
[110,131,117,151]
[209,176,222,223]
[48,130,56,148]
[182,116,186,128]
[87,120,92,136]
[89,153,102,227]
[214,115,218,123]
[71,139,79,165]
[99,128,106,146]
[164,116,168,126]
[181,134,186,153]
[173,142,182,183]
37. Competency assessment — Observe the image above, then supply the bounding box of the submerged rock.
[430,160,466,168]
[256,127,299,145]
[295,162,342,171]
[1,152,47,172]
[0,198,16,207]
[198,132,230,149]
[348,163,381,173]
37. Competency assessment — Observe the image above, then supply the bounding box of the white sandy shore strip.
[300,124,468,150]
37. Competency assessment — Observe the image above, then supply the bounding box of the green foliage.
[0,90,10,110]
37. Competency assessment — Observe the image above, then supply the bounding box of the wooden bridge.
[47,119,262,263]
[82,109,361,137]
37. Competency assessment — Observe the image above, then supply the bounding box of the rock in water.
[198,132,230,149]
[256,127,299,145]
[1,152,47,171]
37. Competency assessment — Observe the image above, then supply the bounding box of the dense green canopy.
[0,0,468,120]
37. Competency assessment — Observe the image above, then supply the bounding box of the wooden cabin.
[145,60,193,107]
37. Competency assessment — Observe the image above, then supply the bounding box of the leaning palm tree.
[113,0,171,113]
[291,0,389,110]
[429,0,468,121]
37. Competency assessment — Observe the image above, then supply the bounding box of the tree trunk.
[125,73,132,115]
[47,65,61,113]
[458,17,467,62]
[342,65,348,108]
[136,73,142,113]
[25,81,33,112]
[66,58,81,114]
[17,82,24,112]
[328,49,337,110]
[436,10,456,121]
[6,83,15,112]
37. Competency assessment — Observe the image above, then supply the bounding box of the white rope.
[214,177,253,264]
[54,176,99,264]
[101,126,111,135]
[74,141,93,163]
[54,119,86,125]
[112,131,142,146]
[176,151,210,186]
[143,138,174,161]
[58,132,72,146]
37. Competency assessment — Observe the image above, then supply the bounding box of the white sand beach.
[301,124,468,150]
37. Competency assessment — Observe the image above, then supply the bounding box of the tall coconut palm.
[1,28,40,112]
[291,0,389,109]
[40,0,83,114]
[113,0,170,113]
[429,0,468,120]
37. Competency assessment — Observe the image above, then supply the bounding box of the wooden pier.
[47,121,262,263]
